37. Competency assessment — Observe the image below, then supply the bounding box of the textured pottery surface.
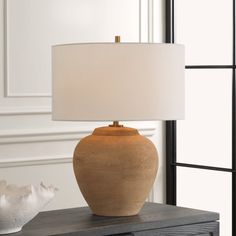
[73,126,158,216]
[0,181,57,234]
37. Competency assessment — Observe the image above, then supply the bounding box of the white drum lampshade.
[51,41,185,217]
[52,43,184,121]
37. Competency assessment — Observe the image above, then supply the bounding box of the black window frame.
[165,0,236,235]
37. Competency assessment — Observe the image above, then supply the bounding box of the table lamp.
[52,36,184,216]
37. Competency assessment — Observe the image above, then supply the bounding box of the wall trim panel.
[0,126,156,144]
[0,106,51,115]
[3,0,142,98]
[0,125,156,167]
[3,0,51,98]
[0,155,72,168]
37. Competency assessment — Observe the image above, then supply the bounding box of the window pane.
[175,0,232,65]
[177,167,232,236]
[177,70,232,168]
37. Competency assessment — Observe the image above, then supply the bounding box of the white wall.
[0,0,165,211]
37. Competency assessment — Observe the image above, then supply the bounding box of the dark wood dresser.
[9,202,219,236]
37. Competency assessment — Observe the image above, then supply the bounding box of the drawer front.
[133,222,219,236]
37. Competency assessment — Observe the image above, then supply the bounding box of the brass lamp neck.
[109,121,123,127]
[115,36,120,43]
[109,37,123,128]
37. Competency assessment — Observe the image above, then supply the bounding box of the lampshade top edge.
[52,42,184,48]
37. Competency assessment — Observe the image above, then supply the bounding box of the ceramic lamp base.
[73,126,158,216]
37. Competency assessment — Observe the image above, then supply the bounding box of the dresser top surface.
[9,202,219,236]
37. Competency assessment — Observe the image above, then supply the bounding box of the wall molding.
[0,125,157,144]
[3,0,144,98]
[0,124,157,167]
[0,0,157,165]
[0,155,155,204]
[148,0,154,43]
[0,0,159,204]
[0,155,72,168]
[0,106,51,115]
[0,128,91,144]
[1,0,145,108]
[147,0,155,203]
[147,188,155,202]
[3,0,51,98]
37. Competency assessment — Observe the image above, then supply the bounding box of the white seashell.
[0,180,57,234]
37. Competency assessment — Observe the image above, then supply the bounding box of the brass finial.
[115,36,121,43]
